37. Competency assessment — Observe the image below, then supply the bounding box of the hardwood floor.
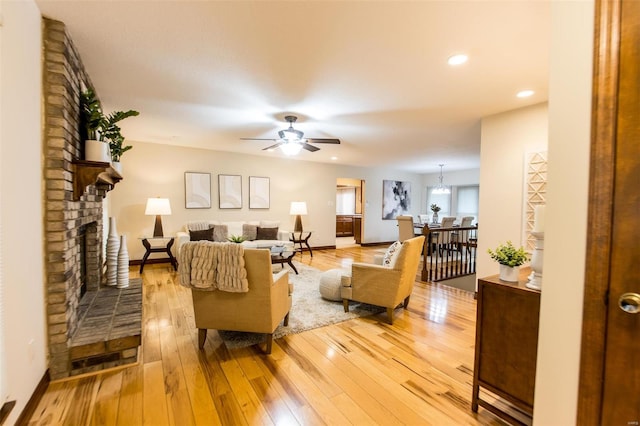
[28,246,504,425]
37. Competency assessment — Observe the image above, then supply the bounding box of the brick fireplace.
[42,18,140,379]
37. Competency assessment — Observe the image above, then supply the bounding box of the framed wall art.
[249,176,270,209]
[218,174,242,209]
[382,179,411,219]
[184,172,211,209]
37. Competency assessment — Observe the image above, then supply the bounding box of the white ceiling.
[35,0,550,174]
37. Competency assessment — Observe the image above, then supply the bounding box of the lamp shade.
[290,201,308,215]
[145,198,172,216]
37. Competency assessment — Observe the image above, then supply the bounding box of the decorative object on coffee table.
[106,217,119,286]
[117,235,129,288]
[145,197,172,237]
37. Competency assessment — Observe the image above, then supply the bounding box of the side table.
[289,231,313,257]
[140,237,177,273]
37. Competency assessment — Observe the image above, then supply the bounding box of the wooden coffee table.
[270,250,298,274]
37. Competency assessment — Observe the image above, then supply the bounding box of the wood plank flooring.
[28,246,504,425]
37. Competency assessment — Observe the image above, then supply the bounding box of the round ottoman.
[319,268,345,301]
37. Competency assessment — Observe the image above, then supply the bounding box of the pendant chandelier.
[432,164,451,195]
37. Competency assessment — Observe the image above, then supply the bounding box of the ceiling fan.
[241,115,340,155]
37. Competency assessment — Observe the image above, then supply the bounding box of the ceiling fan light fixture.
[432,164,451,195]
[279,128,303,141]
[280,141,303,156]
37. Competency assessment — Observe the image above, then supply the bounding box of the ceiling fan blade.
[306,138,341,144]
[240,138,278,141]
[302,143,320,152]
[262,142,283,151]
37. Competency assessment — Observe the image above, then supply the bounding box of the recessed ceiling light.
[517,90,535,98]
[447,54,468,66]
[331,156,338,161]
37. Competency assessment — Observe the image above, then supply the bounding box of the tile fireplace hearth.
[70,281,142,376]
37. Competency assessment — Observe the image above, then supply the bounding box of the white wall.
[534,1,594,424]
[109,142,424,260]
[477,103,548,280]
[0,1,47,423]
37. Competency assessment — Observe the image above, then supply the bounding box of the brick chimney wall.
[43,17,112,379]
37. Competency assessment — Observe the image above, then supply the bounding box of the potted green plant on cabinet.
[487,241,529,282]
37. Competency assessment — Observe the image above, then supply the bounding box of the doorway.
[335,178,364,248]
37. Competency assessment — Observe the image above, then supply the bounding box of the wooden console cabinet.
[472,270,540,425]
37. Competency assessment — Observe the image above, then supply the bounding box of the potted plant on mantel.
[80,88,139,169]
[487,241,530,282]
[102,111,139,173]
[80,88,110,162]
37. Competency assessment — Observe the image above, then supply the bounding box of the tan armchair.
[190,248,292,354]
[341,236,425,324]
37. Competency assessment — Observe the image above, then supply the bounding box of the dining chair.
[396,215,415,242]
[438,216,457,256]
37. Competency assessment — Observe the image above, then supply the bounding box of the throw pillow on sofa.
[242,224,258,241]
[256,226,278,240]
[259,220,279,229]
[213,225,228,242]
[190,228,214,241]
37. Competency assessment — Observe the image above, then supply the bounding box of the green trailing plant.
[227,235,247,243]
[430,203,441,213]
[487,241,529,267]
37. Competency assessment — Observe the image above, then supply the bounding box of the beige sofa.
[341,236,425,324]
[187,248,292,353]
[176,220,294,254]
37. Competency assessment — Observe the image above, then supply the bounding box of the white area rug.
[218,262,384,349]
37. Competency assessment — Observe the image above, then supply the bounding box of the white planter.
[499,264,520,282]
[85,139,111,162]
[111,161,122,174]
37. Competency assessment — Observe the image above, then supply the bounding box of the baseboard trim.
[129,258,170,266]
[361,241,395,247]
[14,369,50,426]
[307,245,336,251]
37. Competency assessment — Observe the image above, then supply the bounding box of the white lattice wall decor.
[524,151,547,250]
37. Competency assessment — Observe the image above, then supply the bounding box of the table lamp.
[145,197,172,237]
[290,201,308,233]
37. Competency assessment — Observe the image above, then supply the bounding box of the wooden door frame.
[577,0,621,423]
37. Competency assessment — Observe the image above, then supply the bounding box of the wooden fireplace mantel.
[72,160,122,200]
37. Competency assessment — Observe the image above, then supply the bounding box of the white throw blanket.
[178,241,249,292]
